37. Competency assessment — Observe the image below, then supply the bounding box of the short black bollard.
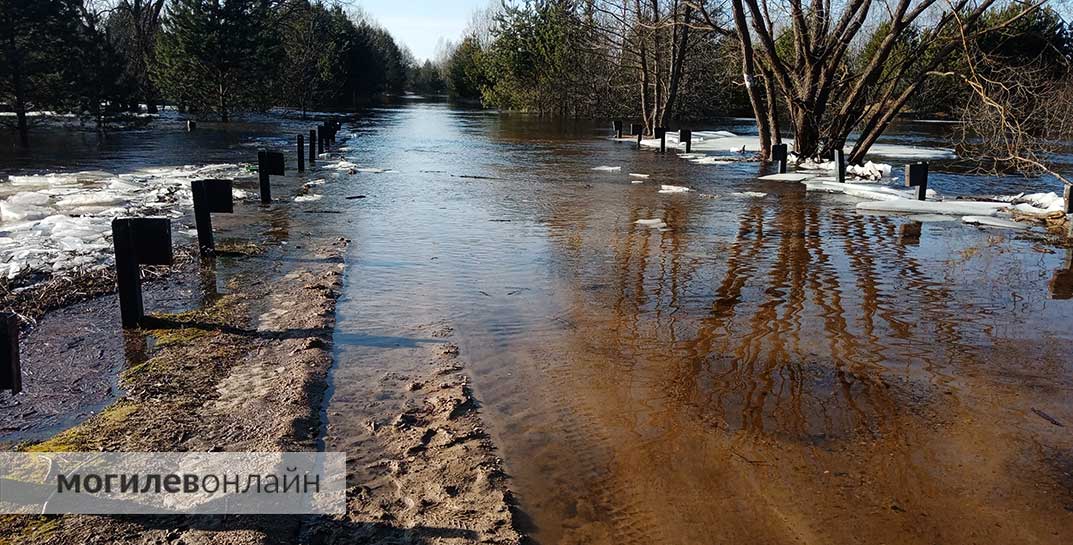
[631,123,642,137]
[772,143,788,174]
[905,162,929,201]
[309,129,317,165]
[1,313,20,394]
[655,127,667,153]
[317,125,325,154]
[257,150,285,204]
[112,217,173,328]
[833,148,846,183]
[613,120,623,138]
[680,129,692,153]
[186,120,196,131]
[191,179,235,255]
[297,135,305,173]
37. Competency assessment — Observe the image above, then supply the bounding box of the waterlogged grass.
[18,291,249,453]
[145,293,243,349]
[24,402,139,453]
[214,240,263,257]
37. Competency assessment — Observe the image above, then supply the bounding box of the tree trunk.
[763,68,780,145]
[730,0,771,159]
[15,109,28,147]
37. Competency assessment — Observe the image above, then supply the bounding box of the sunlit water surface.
[3,103,1072,543]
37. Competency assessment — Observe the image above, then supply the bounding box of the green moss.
[148,325,208,348]
[25,403,138,453]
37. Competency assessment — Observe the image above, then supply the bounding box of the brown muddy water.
[318,105,1073,544]
[3,102,1073,543]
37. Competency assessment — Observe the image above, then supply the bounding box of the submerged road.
[322,104,1073,544]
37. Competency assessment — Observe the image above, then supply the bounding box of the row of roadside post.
[1,118,345,395]
[614,120,934,201]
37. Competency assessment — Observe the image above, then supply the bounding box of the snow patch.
[635,218,667,229]
[658,185,691,194]
[592,166,621,172]
[962,216,1031,230]
[1,163,247,283]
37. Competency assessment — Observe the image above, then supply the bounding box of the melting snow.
[1,163,247,282]
[962,216,1031,230]
[635,218,667,229]
[658,185,691,194]
[640,130,956,160]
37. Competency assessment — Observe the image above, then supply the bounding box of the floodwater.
[322,104,1073,544]
[4,102,1073,542]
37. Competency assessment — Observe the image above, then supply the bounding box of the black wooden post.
[631,123,642,137]
[905,162,929,201]
[680,129,692,153]
[112,218,173,328]
[637,130,643,149]
[613,120,623,138]
[186,120,196,131]
[1,313,20,394]
[192,179,235,256]
[833,148,846,183]
[772,143,788,174]
[1063,185,1072,214]
[297,135,305,173]
[309,129,316,165]
[317,125,325,154]
[655,127,667,153]
[257,150,285,204]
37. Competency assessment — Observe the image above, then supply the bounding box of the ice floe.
[635,218,667,229]
[658,185,691,194]
[294,194,322,202]
[592,166,621,172]
[640,130,956,161]
[857,199,1008,216]
[962,216,1031,230]
[629,173,650,178]
[731,192,768,198]
[1,163,247,283]
[759,173,812,182]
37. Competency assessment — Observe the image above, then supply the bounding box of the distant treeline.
[0,0,448,138]
[437,2,1073,146]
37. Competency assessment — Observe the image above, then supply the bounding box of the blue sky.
[356,0,487,62]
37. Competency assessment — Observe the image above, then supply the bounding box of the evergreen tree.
[153,0,279,121]
[0,0,84,143]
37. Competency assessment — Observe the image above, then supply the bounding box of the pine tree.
[0,0,84,143]
[153,0,278,121]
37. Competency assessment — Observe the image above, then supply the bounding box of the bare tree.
[689,0,1051,162]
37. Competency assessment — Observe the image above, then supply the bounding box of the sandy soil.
[308,325,519,545]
